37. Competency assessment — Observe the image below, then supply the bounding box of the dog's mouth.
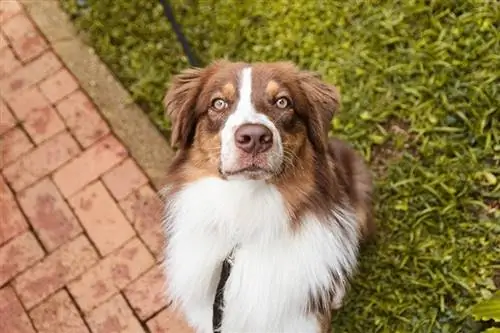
[221,165,274,180]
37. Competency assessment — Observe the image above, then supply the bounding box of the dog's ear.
[298,70,341,153]
[163,67,204,149]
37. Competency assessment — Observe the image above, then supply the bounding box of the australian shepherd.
[161,60,375,333]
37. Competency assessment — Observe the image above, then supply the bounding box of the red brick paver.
[0,2,191,332]
[68,181,135,256]
[0,231,44,286]
[147,306,195,333]
[68,237,154,312]
[0,285,36,333]
[17,177,82,250]
[124,264,168,320]
[30,290,90,333]
[86,294,146,333]
[0,99,16,135]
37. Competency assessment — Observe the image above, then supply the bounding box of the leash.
[212,251,235,332]
[158,0,201,67]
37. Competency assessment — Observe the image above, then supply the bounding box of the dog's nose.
[235,124,273,154]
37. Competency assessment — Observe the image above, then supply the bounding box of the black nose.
[234,124,273,154]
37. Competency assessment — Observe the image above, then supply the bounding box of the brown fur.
[163,60,375,332]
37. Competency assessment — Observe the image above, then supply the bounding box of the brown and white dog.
[161,60,375,333]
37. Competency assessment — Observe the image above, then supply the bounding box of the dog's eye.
[212,98,228,111]
[275,97,290,109]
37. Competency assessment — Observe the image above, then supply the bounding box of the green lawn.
[60,0,499,332]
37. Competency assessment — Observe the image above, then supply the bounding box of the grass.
[59,0,499,331]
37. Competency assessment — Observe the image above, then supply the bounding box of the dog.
[161,60,375,333]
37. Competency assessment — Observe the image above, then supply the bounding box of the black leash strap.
[158,0,201,67]
[212,253,234,332]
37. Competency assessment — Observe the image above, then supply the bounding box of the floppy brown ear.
[163,67,204,149]
[299,71,341,153]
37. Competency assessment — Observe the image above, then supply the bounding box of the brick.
[102,158,148,201]
[30,290,90,333]
[124,264,167,320]
[0,0,23,24]
[39,68,78,103]
[120,185,164,259]
[53,135,128,197]
[0,100,16,135]
[68,237,154,312]
[5,86,50,120]
[68,181,135,255]
[0,231,44,286]
[11,30,48,62]
[0,51,61,98]
[1,13,35,41]
[22,104,65,143]
[0,46,20,78]
[147,306,194,333]
[13,235,98,309]
[139,227,164,262]
[0,286,36,333]
[18,177,82,251]
[0,127,33,168]
[2,131,80,191]
[0,175,28,245]
[86,294,146,333]
[56,90,109,147]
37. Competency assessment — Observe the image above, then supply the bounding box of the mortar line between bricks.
[129,226,159,268]
[10,283,39,332]
[143,302,173,324]
[3,133,80,194]
[2,176,49,256]
[63,286,95,333]
[15,173,90,254]
[1,127,77,187]
[98,179,144,242]
[0,233,47,289]
[119,290,153,333]
[0,49,61,96]
[3,29,47,67]
[2,101,38,148]
[101,175,162,262]
[60,176,138,258]
[56,180,121,260]
[16,233,142,316]
[63,234,147,315]
[38,129,127,193]
[62,234,157,325]
[45,179,103,259]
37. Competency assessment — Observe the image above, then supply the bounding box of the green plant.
[471,290,500,332]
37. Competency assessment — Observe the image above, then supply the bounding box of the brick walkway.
[0,1,192,332]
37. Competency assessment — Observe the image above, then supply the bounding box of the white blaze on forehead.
[221,66,279,139]
[220,67,283,173]
[231,67,272,125]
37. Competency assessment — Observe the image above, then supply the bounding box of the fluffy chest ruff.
[164,178,360,333]
[161,60,374,333]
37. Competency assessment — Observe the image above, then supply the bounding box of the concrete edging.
[19,0,175,190]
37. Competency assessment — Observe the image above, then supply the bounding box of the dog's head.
[164,60,340,181]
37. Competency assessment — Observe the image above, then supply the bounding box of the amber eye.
[275,97,290,109]
[212,98,228,111]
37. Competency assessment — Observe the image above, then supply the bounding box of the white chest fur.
[163,177,360,333]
